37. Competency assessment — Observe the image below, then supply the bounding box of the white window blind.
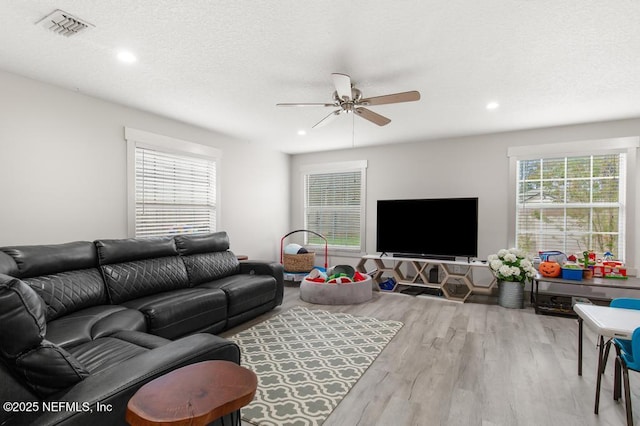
[303,165,365,250]
[516,153,625,260]
[135,147,216,237]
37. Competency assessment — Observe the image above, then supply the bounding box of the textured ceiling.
[1,1,640,154]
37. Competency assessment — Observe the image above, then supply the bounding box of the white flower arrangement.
[487,248,537,284]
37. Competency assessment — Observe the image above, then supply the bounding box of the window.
[125,128,220,238]
[302,161,367,251]
[516,154,624,258]
[508,137,639,264]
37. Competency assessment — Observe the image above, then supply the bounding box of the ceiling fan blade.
[360,90,421,106]
[332,73,352,101]
[312,110,342,128]
[354,107,391,126]
[276,102,336,107]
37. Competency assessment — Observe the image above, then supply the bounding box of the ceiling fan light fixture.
[486,102,500,110]
[297,130,306,136]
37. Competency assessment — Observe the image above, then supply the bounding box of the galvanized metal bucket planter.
[498,280,525,309]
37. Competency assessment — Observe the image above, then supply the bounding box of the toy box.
[562,268,583,281]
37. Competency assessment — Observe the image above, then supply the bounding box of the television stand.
[356,254,496,302]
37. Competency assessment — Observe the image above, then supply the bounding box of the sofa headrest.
[0,251,18,276]
[0,274,46,359]
[95,237,178,265]
[0,241,97,279]
[0,274,89,396]
[174,232,230,256]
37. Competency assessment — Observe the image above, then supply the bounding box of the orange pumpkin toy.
[539,261,562,277]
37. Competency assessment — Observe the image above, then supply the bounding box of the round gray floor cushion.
[300,276,372,305]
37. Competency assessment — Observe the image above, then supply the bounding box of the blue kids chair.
[596,298,640,417]
[615,326,640,425]
[603,299,640,370]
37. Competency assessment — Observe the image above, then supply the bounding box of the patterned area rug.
[229,306,403,426]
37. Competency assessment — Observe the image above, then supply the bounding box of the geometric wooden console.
[356,254,497,302]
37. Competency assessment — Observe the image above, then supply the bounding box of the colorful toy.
[578,250,596,268]
[306,268,328,283]
[327,274,353,284]
[539,251,567,264]
[379,277,396,291]
[591,251,627,279]
[329,264,355,277]
[304,265,369,285]
[353,271,368,281]
[284,243,308,255]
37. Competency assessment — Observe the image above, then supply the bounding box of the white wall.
[0,70,290,261]
[291,118,640,271]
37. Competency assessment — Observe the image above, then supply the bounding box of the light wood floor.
[223,284,639,426]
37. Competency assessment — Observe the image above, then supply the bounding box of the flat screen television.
[376,197,478,260]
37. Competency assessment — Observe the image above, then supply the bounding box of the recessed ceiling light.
[297,130,307,136]
[486,102,499,110]
[117,50,137,64]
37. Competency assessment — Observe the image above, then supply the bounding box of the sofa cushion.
[101,256,190,304]
[29,334,241,426]
[0,274,89,397]
[175,232,240,285]
[14,341,89,397]
[181,251,240,285]
[23,268,107,321]
[0,241,98,279]
[45,305,147,349]
[198,274,277,317]
[0,251,18,276]
[96,237,191,304]
[175,231,230,255]
[122,288,228,339]
[67,331,169,374]
[0,242,107,321]
[0,274,46,358]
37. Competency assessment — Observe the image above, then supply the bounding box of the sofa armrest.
[239,261,284,306]
[21,333,240,426]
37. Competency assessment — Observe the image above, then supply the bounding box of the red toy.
[592,260,627,279]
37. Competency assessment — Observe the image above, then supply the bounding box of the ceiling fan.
[276,73,421,128]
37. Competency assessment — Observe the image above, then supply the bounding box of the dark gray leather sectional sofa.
[0,231,283,425]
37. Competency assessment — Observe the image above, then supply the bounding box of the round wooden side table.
[126,360,257,426]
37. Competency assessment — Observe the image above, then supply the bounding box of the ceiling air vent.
[37,9,94,37]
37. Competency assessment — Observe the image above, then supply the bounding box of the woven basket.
[283,252,315,273]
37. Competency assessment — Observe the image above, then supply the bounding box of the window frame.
[125,127,221,238]
[507,137,639,269]
[300,160,367,256]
